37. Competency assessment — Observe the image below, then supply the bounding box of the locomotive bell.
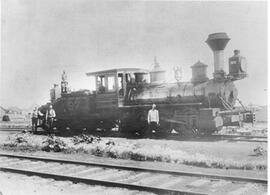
[206,33,230,79]
[149,57,166,84]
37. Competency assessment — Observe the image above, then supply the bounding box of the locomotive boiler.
[44,32,252,136]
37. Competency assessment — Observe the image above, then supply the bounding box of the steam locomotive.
[40,32,253,136]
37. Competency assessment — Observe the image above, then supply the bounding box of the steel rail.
[0,127,30,131]
[223,139,267,143]
[167,134,267,140]
[205,134,267,143]
[210,134,267,139]
[0,166,204,195]
[0,153,267,184]
[0,129,27,132]
[165,134,267,143]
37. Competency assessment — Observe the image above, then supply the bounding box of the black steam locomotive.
[40,33,253,136]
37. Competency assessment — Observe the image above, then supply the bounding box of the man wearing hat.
[31,107,39,133]
[46,105,56,133]
[147,104,159,136]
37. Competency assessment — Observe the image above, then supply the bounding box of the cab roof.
[86,68,149,76]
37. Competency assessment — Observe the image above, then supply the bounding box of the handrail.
[218,95,233,111]
[236,98,247,111]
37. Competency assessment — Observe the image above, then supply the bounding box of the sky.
[0,0,268,108]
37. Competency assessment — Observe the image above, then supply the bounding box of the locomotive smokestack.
[206,33,230,79]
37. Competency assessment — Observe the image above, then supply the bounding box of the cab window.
[97,75,105,93]
[135,73,149,83]
[107,76,116,91]
[118,73,124,96]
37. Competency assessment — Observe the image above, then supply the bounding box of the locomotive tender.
[45,32,251,136]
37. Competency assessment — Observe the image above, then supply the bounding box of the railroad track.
[209,134,267,143]
[0,127,31,131]
[0,153,267,195]
[164,133,268,143]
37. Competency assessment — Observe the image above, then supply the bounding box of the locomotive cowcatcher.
[39,32,254,136]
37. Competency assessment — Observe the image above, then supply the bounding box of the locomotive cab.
[86,68,149,108]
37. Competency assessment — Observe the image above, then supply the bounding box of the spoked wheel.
[55,120,74,136]
[137,121,149,138]
[156,122,171,138]
[86,124,97,134]
[58,126,77,136]
[119,113,149,138]
[198,128,216,137]
[171,123,199,138]
[119,121,148,138]
[95,120,115,136]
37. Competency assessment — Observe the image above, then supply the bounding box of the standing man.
[46,105,56,133]
[147,104,159,136]
[61,70,68,93]
[31,107,39,133]
[37,108,44,127]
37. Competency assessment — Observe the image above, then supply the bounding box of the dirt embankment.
[1,132,267,171]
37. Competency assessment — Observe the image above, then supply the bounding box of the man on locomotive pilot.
[147,104,159,135]
[46,105,56,132]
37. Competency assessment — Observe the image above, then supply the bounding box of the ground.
[0,124,267,171]
[0,121,267,194]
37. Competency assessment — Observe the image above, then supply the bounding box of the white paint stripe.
[211,180,231,188]
[90,169,119,180]
[132,174,168,185]
[105,171,131,181]
[120,172,152,183]
[188,179,209,187]
[159,177,184,188]
[73,167,103,177]
[228,184,254,195]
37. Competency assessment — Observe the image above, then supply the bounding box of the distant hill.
[7,106,23,114]
[255,105,267,122]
